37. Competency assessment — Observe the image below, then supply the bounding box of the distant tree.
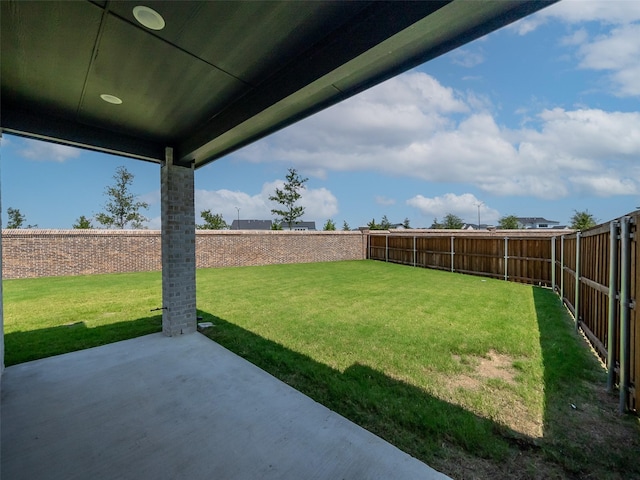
[430,217,443,229]
[442,213,464,229]
[6,207,26,229]
[323,219,336,231]
[197,210,228,230]
[498,215,519,229]
[95,166,149,229]
[402,217,411,229]
[380,215,392,230]
[367,218,381,230]
[269,168,308,229]
[342,220,350,231]
[570,209,597,230]
[73,215,93,229]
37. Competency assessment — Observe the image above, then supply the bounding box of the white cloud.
[195,187,270,222]
[538,0,640,26]
[231,71,640,200]
[194,180,338,225]
[375,196,396,206]
[19,138,81,162]
[511,0,640,35]
[508,1,640,98]
[450,48,485,68]
[300,187,339,220]
[560,28,589,46]
[569,175,637,196]
[407,193,500,224]
[530,108,640,160]
[575,23,640,97]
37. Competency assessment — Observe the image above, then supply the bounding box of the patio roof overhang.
[1,0,555,169]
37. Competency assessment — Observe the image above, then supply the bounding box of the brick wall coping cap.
[197,230,364,235]
[1,229,365,236]
[1,229,161,236]
[368,229,574,237]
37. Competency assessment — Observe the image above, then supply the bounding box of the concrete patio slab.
[2,333,449,479]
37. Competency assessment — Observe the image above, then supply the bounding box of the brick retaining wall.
[0,230,367,279]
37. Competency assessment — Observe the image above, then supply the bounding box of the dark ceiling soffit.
[177,0,450,166]
[180,0,555,170]
[2,105,166,164]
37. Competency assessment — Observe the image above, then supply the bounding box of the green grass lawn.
[3,260,638,479]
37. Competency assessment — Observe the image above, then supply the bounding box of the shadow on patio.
[2,324,450,479]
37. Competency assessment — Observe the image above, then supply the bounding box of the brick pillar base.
[161,148,196,336]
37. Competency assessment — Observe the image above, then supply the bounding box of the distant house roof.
[281,221,316,231]
[517,217,560,228]
[230,220,272,230]
[517,217,559,224]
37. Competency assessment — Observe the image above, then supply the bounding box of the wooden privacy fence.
[368,215,639,413]
[555,214,638,414]
[368,232,555,285]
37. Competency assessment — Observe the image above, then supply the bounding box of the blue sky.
[2,0,640,229]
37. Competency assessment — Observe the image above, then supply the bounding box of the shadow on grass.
[4,315,162,366]
[533,287,640,478]
[197,309,532,467]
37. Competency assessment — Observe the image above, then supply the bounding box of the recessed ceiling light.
[133,6,165,31]
[100,94,123,105]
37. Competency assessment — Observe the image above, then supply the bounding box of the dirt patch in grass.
[452,350,518,384]
[439,349,640,479]
[447,351,544,439]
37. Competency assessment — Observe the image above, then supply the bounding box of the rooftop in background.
[281,221,317,231]
[230,220,273,231]
[517,217,560,229]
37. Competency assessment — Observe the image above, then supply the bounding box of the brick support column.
[1,130,5,371]
[161,148,196,336]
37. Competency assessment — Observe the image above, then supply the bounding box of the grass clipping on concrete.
[4,260,639,479]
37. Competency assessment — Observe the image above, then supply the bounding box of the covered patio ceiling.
[1,0,555,169]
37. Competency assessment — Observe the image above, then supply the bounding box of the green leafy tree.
[402,217,411,229]
[323,219,336,231]
[430,218,443,229]
[73,215,93,229]
[498,215,519,229]
[442,213,464,229]
[197,210,228,230]
[269,168,308,229]
[342,220,350,231]
[95,166,149,229]
[380,215,392,230]
[367,218,381,230]
[271,220,283,230]
[6,207,26,229]
[570,209,597,230]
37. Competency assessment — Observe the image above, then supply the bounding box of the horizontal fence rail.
[369,232,555,286]
[368,217,639,413]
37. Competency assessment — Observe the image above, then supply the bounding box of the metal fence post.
[575,231,581,332]
[551,236,556,291]
[413,236,416,267]
[607,220,619,393]
[619,217,631,413]
[560,236,564,303]
[504,237,508,281]
[450,236,454,272]
[385,235,388,262]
